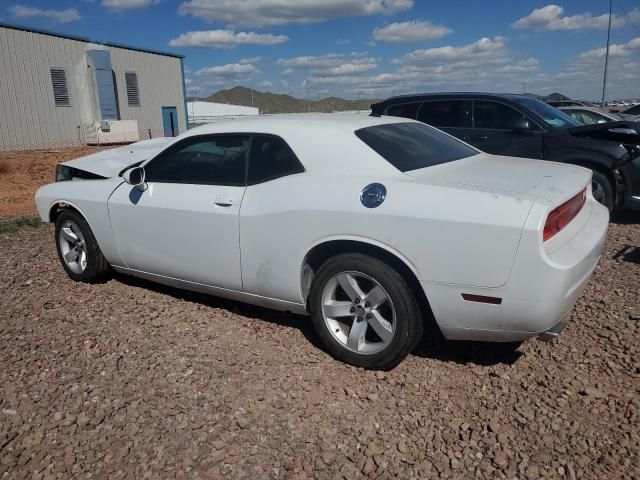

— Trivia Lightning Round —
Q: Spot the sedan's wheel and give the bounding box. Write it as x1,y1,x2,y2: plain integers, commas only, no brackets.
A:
309,253,423,370
590,170,614,213
55,210,111,283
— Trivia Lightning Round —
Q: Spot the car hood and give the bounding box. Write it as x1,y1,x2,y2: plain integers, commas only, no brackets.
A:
568,121,640,144
404,153,591,205
60,137,173,178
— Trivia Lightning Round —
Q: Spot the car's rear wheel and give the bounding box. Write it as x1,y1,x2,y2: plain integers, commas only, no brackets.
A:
55,210,111,283
309,253,423,370
591,170,614,213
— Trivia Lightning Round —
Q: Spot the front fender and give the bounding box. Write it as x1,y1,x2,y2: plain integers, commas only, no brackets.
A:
34,179,125,266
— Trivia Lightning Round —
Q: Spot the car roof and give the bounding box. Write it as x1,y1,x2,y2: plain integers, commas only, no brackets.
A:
167,113,421,177
183,113,409,138
373,92,531,105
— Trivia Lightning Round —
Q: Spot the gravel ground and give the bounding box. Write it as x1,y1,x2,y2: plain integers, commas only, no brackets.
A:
1,216,639,480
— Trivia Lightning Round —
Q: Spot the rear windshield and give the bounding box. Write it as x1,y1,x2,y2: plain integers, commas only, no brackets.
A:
355,122,477,172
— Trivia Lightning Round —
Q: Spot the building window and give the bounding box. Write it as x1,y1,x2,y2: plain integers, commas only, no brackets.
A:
50,68,70,107
125,72,140,107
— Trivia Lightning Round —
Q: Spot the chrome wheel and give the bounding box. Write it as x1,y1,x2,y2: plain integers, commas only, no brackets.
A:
58,220,87,274
592,179,605,205
321,271,396,355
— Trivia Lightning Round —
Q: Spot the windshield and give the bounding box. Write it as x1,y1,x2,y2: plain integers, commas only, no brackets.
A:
517,97,582,128
355,122,478,172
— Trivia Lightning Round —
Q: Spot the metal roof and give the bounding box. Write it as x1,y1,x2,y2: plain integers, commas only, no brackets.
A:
0,22,184,59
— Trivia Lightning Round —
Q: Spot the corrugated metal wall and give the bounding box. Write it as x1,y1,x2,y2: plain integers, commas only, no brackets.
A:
0,26,186,150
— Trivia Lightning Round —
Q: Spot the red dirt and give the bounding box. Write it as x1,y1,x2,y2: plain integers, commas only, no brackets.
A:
0,147,111,218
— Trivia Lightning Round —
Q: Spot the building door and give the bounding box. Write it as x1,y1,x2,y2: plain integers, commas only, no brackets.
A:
162,106,178,137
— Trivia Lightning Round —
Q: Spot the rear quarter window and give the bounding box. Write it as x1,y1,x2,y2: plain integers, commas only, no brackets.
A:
355,122,477,172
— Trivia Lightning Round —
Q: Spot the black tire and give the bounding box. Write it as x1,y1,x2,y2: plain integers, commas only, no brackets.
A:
55,209,111,283
591,170,614,213
309,253,423,370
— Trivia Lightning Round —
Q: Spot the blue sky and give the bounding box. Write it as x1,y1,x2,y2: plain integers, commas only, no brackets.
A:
2,0,640,100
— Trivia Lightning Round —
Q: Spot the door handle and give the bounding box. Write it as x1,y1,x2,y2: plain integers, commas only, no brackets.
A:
214,198,234,207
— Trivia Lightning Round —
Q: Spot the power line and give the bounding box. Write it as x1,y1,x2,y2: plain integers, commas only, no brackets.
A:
601,0,612,107
616,0,640,34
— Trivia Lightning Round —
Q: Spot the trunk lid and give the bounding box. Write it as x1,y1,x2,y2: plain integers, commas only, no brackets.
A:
61,137,173,178
404,153,591,205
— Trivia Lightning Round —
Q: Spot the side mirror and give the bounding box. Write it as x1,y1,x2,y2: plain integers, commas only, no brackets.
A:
123,166,147,191
511,118,531,133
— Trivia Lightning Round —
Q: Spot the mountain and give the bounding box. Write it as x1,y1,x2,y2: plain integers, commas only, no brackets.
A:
198,86,378,114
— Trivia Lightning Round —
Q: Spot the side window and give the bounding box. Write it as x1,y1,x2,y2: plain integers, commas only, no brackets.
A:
145,135,249,186
417,100,472,128
474,100,531,130
248,135,304,184
386,102,420,119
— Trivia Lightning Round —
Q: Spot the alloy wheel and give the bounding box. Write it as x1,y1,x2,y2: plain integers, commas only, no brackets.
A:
321,271,396,355
58,220,87,274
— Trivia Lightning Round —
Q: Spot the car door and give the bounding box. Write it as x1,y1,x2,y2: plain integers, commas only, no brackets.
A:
471,100,543,159
416,100,474,142
107,134,249,290
239,134,307,302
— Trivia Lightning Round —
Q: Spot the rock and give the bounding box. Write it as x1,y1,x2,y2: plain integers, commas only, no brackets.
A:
493,452,509,469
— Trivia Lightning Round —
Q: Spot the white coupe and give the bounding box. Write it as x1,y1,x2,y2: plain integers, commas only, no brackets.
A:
35,114,608,369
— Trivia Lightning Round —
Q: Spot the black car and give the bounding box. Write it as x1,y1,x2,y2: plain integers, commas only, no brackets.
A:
371,93,640,213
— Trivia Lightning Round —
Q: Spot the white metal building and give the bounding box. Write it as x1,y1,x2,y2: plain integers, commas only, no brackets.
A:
0,23,188,150
187,101,259,124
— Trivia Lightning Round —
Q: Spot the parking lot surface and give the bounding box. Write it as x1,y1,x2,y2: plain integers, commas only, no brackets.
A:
1,218,639,479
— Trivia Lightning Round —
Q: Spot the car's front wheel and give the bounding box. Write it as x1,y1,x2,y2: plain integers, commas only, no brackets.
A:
309,253,423,370
591,170,614,213
55,209,111,283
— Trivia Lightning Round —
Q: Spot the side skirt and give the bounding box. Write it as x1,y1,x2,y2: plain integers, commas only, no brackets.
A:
111,266,309,315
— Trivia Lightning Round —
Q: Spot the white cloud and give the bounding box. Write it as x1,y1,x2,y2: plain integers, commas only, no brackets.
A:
102,0,156,9
576,36,640,60
303,37,540,98
238,56,263,64
196,63,258,76
373,20,452,43
394,36,507,67
258,80,273,88
178,0,414,27
169,30,288,48
512,4,640,31
8,5,81,23
277,52,378,76
526,36,640,100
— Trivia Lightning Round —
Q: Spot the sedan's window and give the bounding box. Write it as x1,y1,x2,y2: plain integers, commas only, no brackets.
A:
417,100,472,128
248,135,305,184
355,122,477,172
145,135,249,186
474,100,531,130
386,102,420,120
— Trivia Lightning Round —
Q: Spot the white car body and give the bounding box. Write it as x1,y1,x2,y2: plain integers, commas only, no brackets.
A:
35,114,608,343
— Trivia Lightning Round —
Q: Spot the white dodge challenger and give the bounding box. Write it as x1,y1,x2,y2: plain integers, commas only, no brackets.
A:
35,114,608,369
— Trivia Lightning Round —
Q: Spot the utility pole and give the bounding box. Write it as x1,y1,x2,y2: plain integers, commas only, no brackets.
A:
601,0,612,107
522,82,526,94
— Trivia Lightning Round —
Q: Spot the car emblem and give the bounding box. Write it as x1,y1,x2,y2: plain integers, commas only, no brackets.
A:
360,183,387,208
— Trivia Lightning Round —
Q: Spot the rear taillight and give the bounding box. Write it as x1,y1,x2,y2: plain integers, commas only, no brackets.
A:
543,188,587,241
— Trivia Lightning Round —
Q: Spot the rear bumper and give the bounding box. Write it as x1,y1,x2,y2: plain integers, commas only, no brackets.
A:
423,198,608,342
